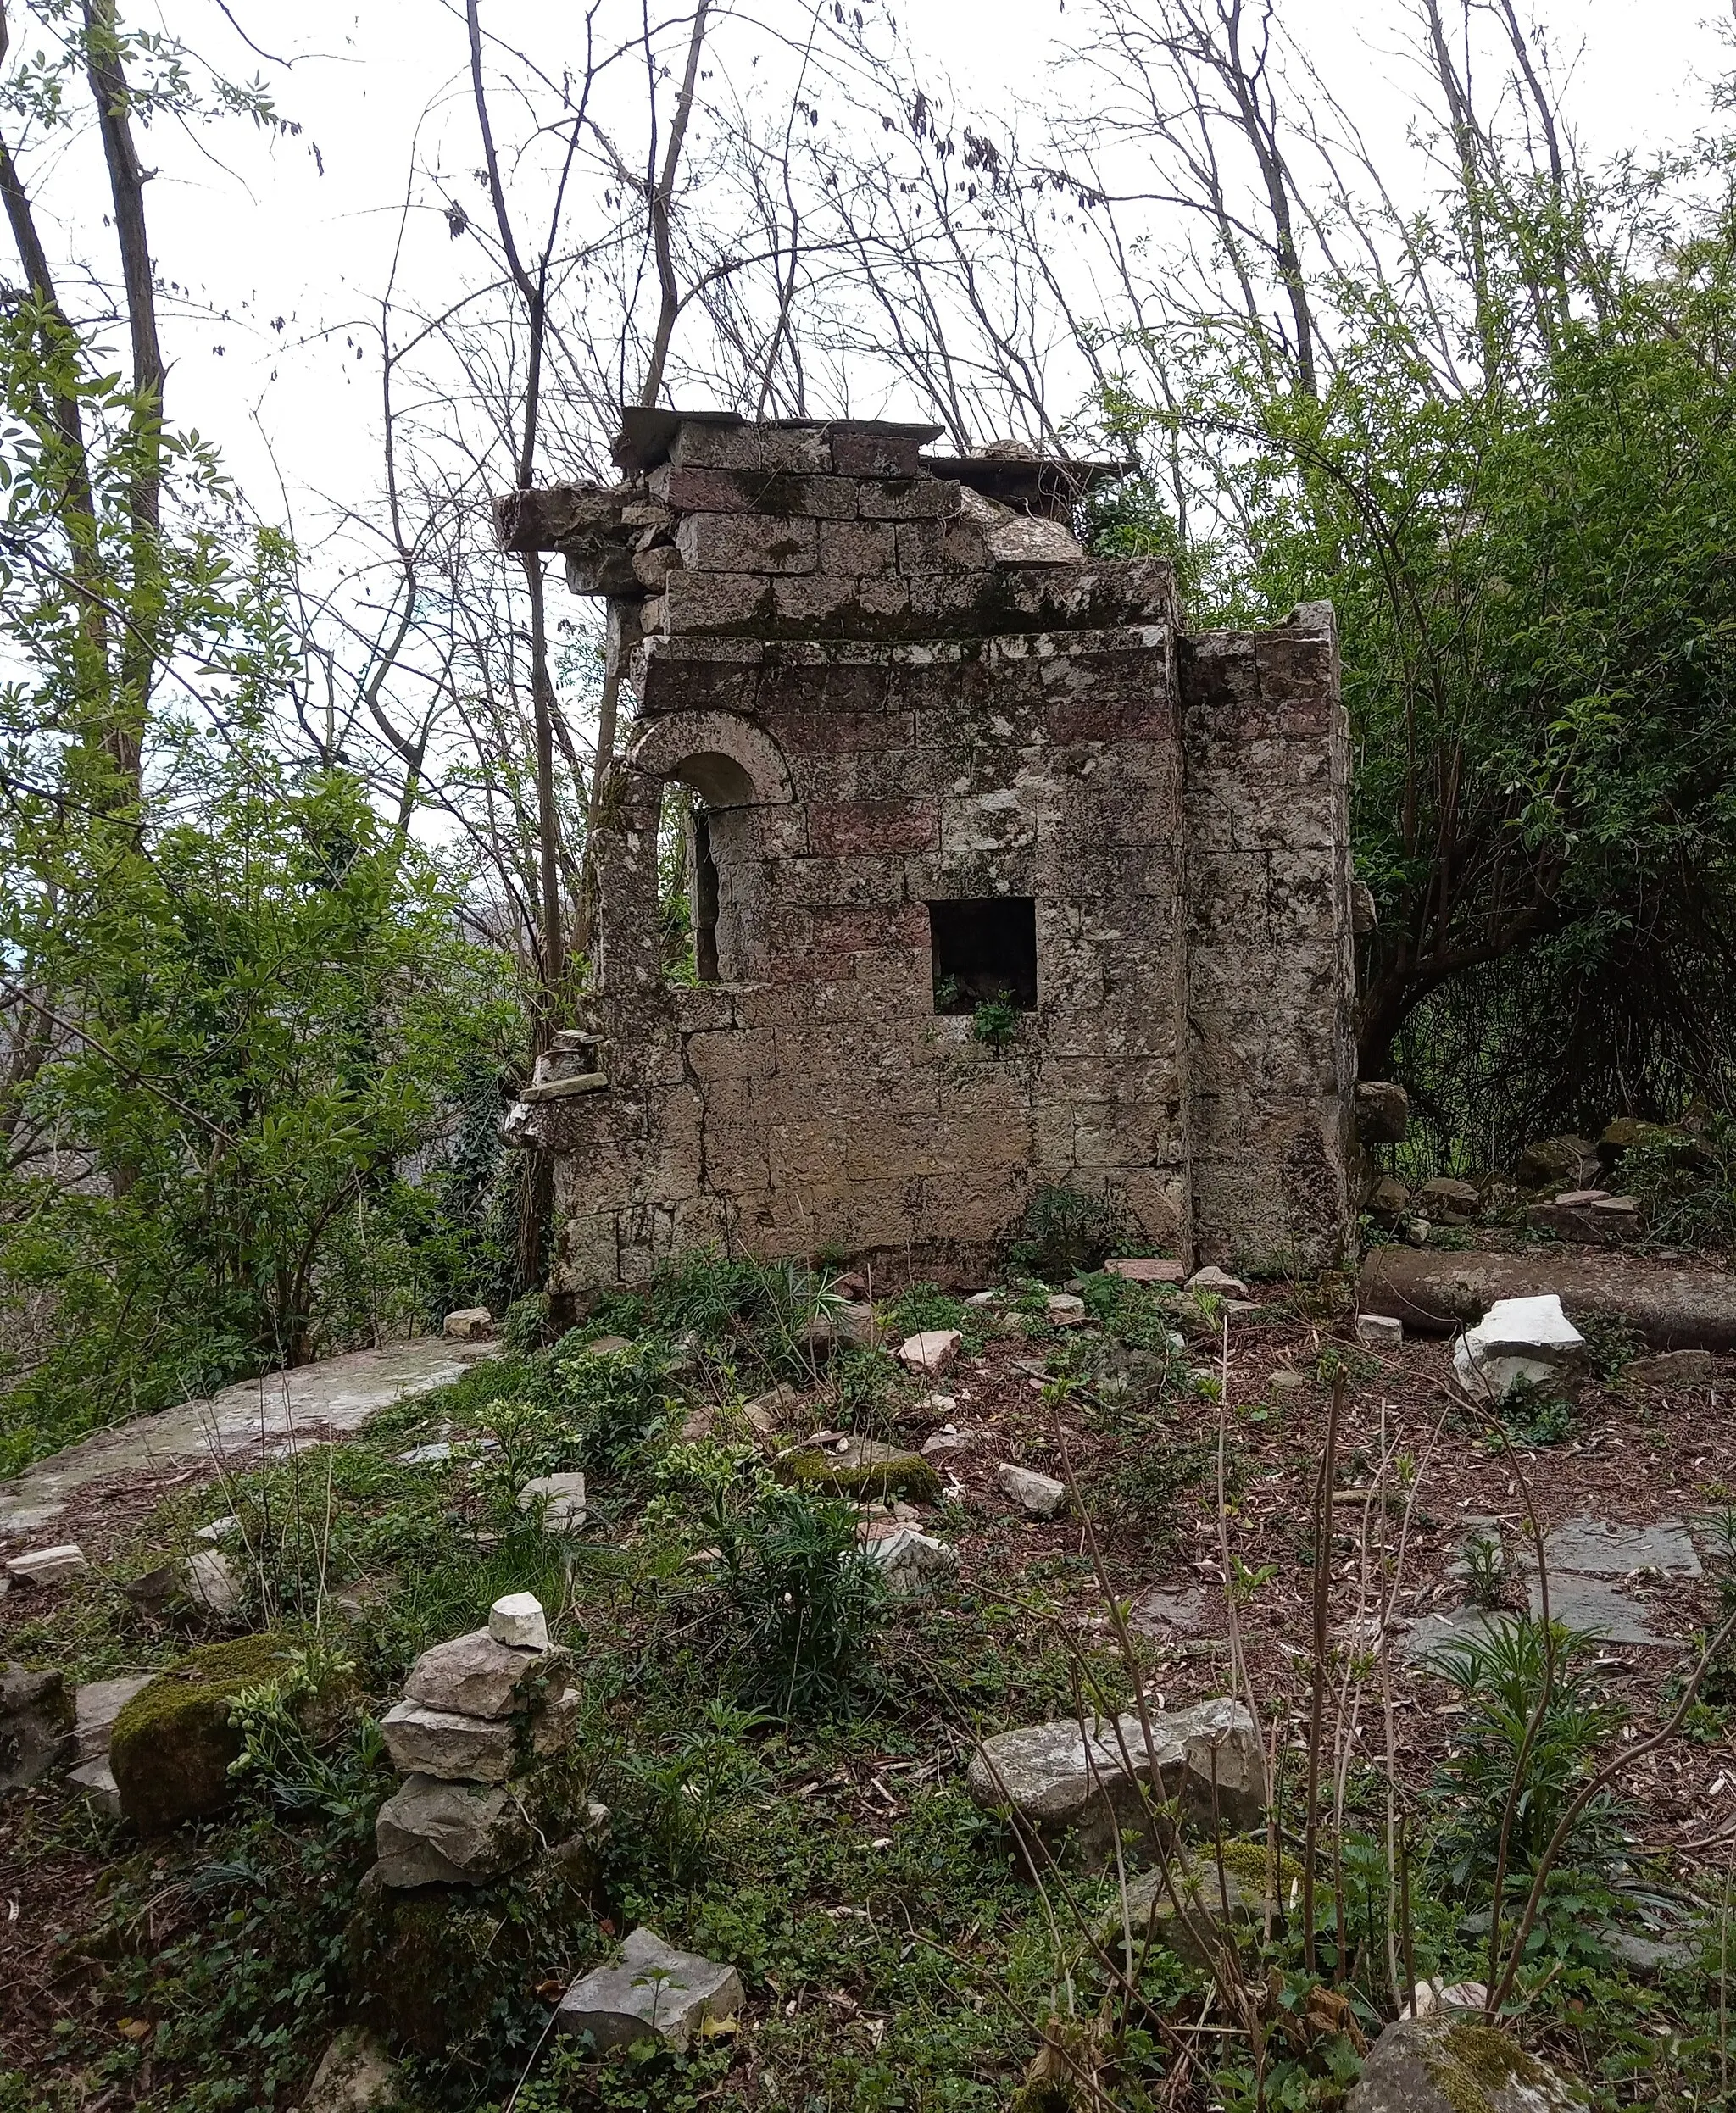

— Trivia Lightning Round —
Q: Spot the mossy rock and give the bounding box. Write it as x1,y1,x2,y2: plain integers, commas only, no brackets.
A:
109,1632,336,1832
1349,2014,1588,2111
781,1436,940,1504
1099,1843,1301,1967
345,1856,594,2055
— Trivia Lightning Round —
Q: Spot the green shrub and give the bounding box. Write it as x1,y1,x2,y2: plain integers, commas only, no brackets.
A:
712,1485,886,1715
1007,1186,1131,1280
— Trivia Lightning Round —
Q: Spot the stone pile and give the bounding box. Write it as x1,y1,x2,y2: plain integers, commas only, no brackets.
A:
373,1592,579,1888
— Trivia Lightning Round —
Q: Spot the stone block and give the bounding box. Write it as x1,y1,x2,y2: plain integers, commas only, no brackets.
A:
1452,1294,1586,1399
75,1675,154,1761
676,510,816,576
670,420,830,473
381,1701,516,1783
650,464,860,517
489,1593,549,1651
829,426,928,475
817,517,897,575
1105,1259,1186,1284
662,570,776,634
782,1437,942,1504
1,1663,73,1788
374,1774,533,1888
1355,1080,1409,1144
184,1549,243,1615
5,1543,88,1585
895,518,947,573
403,1629,548,1719
1355,1312,1403,1348
998,1463,1069,1518
856,475,961,520
555,1925,743,2053
67,1757,121,1816
899,1329,961,1374
516,1473,588,1535
443,1306,493,1341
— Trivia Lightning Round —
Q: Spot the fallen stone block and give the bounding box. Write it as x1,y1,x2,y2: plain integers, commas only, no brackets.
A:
1360,1245,1736,1350
375,1773,533,1888
184,1548,243,1615
555,1925,743,2053
1355,1313,1402,1349
1355,1080,1409,1144
1,1663,73,1789
75,1675,154,1761
864,1526,958,1597
1104,1258,1186,1284
1452,1293,1585,1399
403,1629,548,1719
443,1307,493,1342
782,1436,941,1504
1346,2013,1584,2112
489,1591,550,1651
1413,1176,1481,1223
303,2025,401,2113
516,1472,587,1533
1186,1267,1249,1297
380,1701,516,1783
1046,1294,1087,1326
998,1463,1069,1519
1102,1844,1295,1967
1516,1133,1600,1193
1628,1348,1717,1388
898,1328,961,1374
966,1696,1265,1857
5,1543,89,1586
67,1756,122,1816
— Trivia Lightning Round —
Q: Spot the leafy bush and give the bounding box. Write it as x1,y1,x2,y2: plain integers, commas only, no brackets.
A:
1425,1617,1624,1898
711,1484,886,1716
1007,1185,1132,1280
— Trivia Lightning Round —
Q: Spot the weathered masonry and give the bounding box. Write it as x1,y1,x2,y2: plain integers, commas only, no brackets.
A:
497,410,1357,1292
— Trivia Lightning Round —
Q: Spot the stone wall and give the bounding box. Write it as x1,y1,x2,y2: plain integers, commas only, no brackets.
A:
498,412,1355,1291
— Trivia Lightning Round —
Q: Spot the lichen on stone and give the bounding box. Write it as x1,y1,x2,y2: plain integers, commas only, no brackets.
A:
1423,2020,1559,2113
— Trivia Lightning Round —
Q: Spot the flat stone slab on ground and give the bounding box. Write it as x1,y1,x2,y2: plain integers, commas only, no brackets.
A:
67,1756,121,1816
1355,1313,1402,1348
1130,1587,1210,1638
0,1334,500,1537
6,1543,88,1583
1538,1515,1701,1578
555,1925,743,2053
75,1675,154,1760
516,1472,587,1533
1104,1259,1186,1284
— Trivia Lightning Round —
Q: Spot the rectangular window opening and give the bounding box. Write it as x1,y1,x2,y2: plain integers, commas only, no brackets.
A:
928,896,1037,1014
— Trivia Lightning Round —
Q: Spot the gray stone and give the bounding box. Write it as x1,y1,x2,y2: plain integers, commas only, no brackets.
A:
74,1675,154,1761
403,1629,547,1719
1527,1571,1676,1647
1355,1080,1410,1145
67,1756,121,1816
1346,2013,1587,2112
1103,1847,1290,1966
5,1543,88,1584
489,1591,550,1651
1538,1515,1700,1580
0,1333,500,1539
1516,1135,1600,1193
1597,1926,1695,1979
1628,1348,1717,1388
304,2026,401,2112
374,1774,533,1888
1,1663,73,1788
443,1307,493,1341
1105,1258,1186,1284
864,1526,958,1597
1355,1313,1403,1348
184,1548,242,1615
1046,1294,1088,1326
804,1301,877,1353
966,1696,1264,1851
998,1463,1069,1519
1187,1267,1249,1297
1130,1587,1210,1638
1452,1295,1585,1399
898,1328,960,1374
380,1701,516,1783
920,1424,980,1458
1414,1177,1482,1223
193,1515,240,1543
517,1471,587,1533
555,1925,743,2053
783,1436,941,1503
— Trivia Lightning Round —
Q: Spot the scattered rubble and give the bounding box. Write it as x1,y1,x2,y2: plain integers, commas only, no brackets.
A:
897,1329,961,1375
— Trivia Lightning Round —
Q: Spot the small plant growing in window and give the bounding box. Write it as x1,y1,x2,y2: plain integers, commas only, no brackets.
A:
970,991,1020,1053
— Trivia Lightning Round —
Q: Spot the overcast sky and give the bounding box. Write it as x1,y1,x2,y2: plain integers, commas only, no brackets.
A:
14,0,1733,527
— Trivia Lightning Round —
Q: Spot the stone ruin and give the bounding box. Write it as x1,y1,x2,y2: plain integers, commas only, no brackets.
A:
496,410,1357,1294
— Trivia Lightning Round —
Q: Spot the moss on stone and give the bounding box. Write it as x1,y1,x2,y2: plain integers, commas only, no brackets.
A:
1422,2020,1567,2113
108,1632,309,1832
782,1440,941,1504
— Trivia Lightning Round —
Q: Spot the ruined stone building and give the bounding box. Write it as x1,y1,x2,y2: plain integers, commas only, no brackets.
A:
497,411,1357,1293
